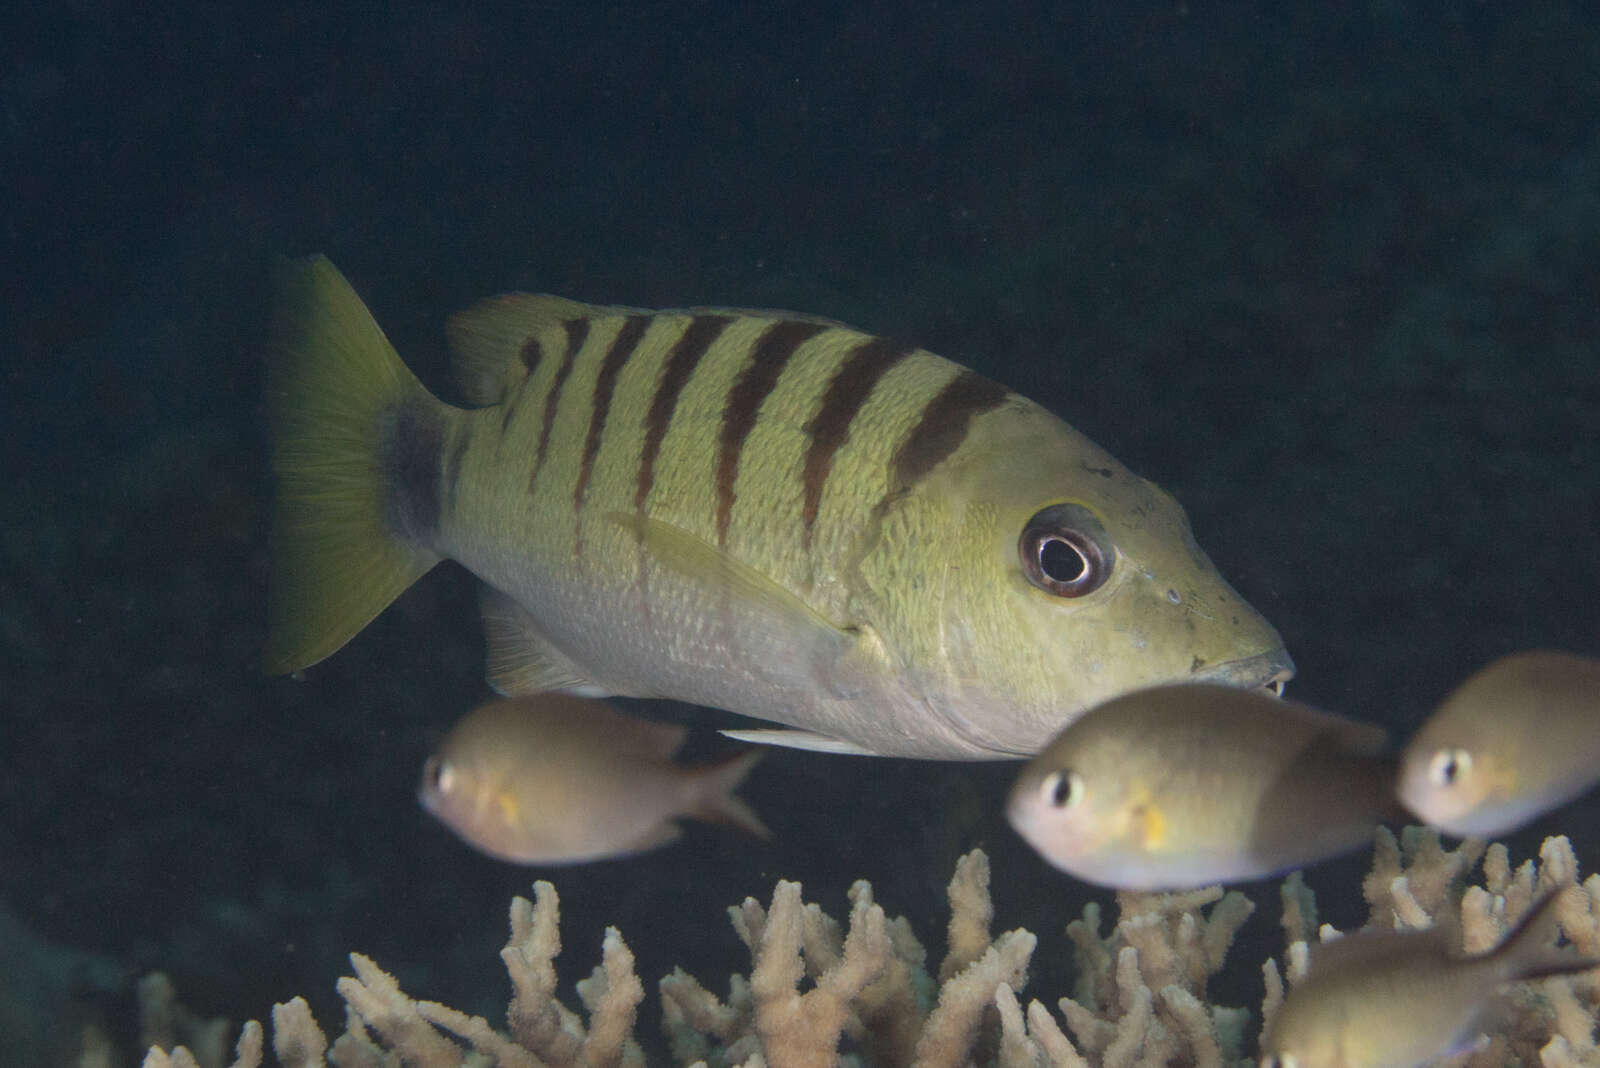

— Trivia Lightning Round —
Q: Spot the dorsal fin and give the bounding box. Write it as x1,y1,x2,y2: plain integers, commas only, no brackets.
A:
446,294,853,407
1301,924,1453,978
446,293,614,406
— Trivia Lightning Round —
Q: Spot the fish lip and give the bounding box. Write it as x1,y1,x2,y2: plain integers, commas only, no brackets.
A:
1197,646,1296,695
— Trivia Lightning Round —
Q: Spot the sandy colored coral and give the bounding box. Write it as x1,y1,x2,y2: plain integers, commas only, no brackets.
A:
1263,828,1600,1068
137,830,1600,1068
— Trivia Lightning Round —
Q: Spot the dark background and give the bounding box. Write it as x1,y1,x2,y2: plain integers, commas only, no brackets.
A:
4,3,1598,1063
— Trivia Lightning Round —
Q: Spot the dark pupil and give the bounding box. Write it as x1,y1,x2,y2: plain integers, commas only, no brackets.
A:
1050,773,1074,807
1440,755,1461,784
1039,537,1087,584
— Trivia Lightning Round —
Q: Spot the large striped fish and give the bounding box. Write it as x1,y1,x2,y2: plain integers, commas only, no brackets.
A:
266,256,1292,758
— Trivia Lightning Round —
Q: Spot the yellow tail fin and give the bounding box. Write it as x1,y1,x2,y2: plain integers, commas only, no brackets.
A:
265,256,444,674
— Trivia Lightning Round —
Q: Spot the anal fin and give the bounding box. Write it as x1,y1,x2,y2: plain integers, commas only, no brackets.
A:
479,585,610,697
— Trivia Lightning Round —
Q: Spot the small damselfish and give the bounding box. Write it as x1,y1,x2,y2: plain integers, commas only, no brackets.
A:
419,694,767,865
266,256,1292,758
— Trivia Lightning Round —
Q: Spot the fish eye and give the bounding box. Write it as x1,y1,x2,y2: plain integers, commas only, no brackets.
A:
423,757,456,795
1040,769,1084,809
1019,503,1113,597
1428,747,1472,788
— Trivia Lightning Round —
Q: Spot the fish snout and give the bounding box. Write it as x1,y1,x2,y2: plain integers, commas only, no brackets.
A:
1200,647,1296,696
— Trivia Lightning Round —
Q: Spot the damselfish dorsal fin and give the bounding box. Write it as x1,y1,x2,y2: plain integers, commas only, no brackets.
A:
446,293,618,407
1252,690,1391,757
1317,715,1392,758
1301,924,1453,981
479,585,615,698
1491,885,1600,982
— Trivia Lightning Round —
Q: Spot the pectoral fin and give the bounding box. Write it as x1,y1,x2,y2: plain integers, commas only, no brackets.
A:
604,512,890,699
719,728,884,757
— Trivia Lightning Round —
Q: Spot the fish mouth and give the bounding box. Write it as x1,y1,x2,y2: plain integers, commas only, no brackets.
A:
1197,647,1296,696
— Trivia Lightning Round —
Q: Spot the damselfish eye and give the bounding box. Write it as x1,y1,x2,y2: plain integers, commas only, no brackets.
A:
1019,503,1113,597
1040,769,1084,810
423,756,456,795
1428,747,1472,788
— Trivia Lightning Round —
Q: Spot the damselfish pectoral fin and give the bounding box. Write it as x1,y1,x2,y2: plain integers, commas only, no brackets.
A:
603,512,891,699
479,585,612,697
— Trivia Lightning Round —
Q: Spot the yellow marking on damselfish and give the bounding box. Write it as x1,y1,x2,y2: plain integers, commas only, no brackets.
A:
495,792,522,828
1136,795,1167,852
1145,805,1167,850
1491,760,1518,803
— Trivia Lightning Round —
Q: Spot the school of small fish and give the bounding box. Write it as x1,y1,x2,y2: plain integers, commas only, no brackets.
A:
1007,650,1600,893
1009,651,1600,1067
266,257,1600,1068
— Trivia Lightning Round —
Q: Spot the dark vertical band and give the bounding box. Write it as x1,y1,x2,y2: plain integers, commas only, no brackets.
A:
799,336,913,547
499,334,544,431
636,315,732,511
890,370,1011,492
528,318,588,493
715,320,828,545
574,315,651,514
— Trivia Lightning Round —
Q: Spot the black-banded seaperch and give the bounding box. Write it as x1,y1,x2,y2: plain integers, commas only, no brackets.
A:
266,256,1292,758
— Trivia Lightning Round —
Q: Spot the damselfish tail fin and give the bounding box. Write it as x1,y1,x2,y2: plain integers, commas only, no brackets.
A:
265,256,445,674
689,749,772,839
1494,885,1600,982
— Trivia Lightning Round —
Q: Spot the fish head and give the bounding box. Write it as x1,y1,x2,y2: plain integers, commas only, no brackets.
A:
418,751,529,861
1396,742,1515,838
1396,650,1600,838
1257,1022,1351,1068
864,402,1293,756
1006,740,1168,887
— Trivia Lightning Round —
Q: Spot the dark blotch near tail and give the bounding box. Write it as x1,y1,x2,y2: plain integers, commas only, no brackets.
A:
379,400,445,544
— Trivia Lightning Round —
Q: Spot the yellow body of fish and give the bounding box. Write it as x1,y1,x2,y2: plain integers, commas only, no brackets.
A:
267,256,1292,758
1399,650,1600,837
418,694,768,865
1008,683,1397,889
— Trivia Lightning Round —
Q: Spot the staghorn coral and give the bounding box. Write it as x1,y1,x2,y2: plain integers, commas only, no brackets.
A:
1262,828,1600,1068
138,830,1600,1068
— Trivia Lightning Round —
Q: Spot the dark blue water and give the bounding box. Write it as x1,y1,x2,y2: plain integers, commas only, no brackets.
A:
4,3,1598,1063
